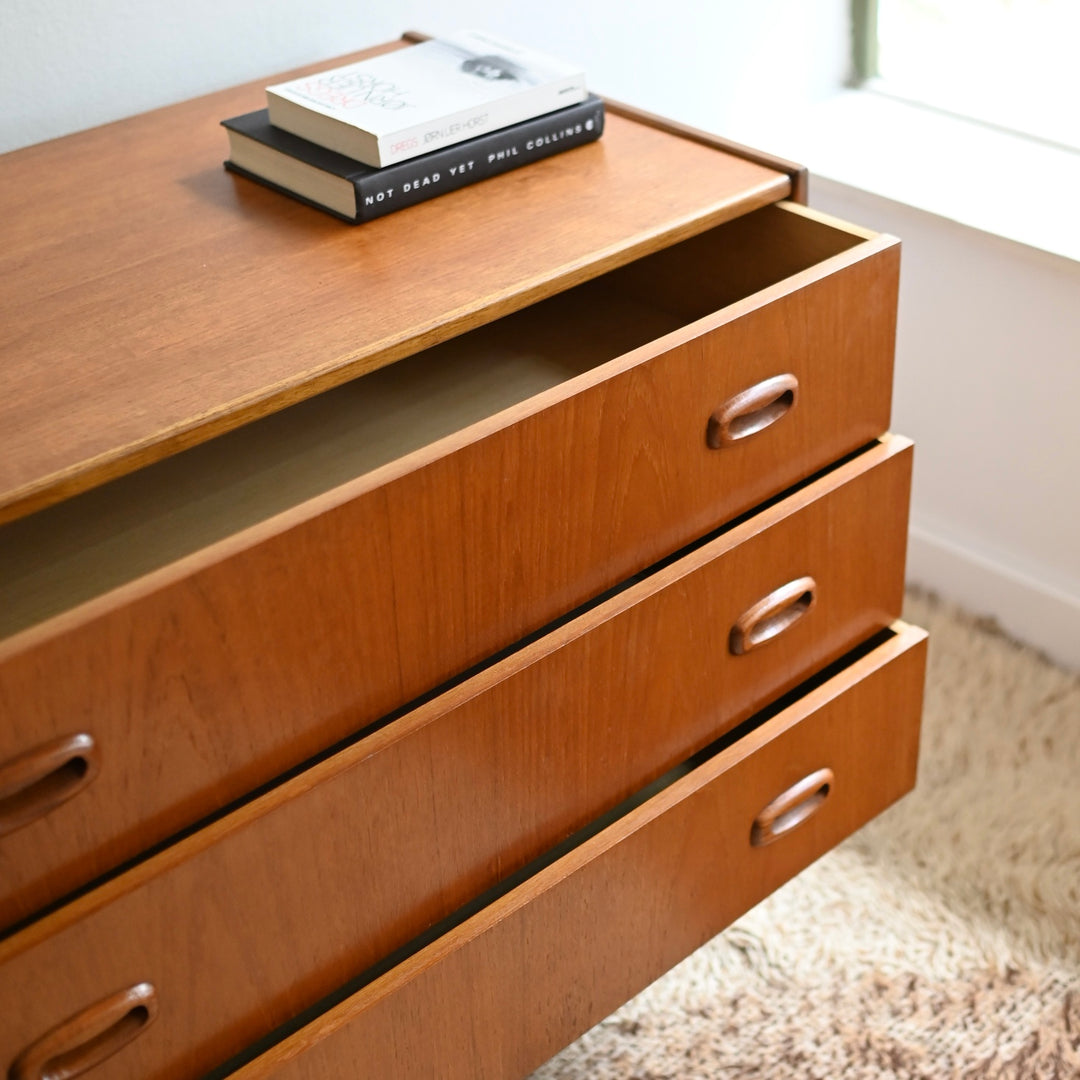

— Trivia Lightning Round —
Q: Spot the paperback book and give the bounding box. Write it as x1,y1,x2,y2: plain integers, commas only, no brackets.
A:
265,30,588,167
222,96,605,223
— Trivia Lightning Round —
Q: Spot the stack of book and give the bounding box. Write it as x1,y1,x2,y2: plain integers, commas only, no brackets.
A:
222,30,605,224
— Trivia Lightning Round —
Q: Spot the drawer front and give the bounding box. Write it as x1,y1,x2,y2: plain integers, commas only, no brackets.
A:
0,438,912,1080
229,625,928,1080
0,205,900,927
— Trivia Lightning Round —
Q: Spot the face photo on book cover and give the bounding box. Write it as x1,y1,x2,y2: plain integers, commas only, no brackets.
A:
462,55,525,82
445,46,541,87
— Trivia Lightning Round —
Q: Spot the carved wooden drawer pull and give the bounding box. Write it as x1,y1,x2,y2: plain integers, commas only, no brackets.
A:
9,982,158,1080
729,576,817,656
707,373,799,448
0,734,99,839
751,767,835,847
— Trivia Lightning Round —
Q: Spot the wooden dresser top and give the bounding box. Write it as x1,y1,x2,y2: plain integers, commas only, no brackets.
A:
0,37,794,524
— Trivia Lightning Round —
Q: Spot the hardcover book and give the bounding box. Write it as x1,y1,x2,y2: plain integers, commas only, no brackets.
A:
223,96,605,223
265,30,588,167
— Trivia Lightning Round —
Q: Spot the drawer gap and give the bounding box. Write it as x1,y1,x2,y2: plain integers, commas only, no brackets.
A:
202,625,897,1080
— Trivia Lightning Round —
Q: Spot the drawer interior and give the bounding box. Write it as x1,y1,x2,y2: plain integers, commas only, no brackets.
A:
0,203,869,640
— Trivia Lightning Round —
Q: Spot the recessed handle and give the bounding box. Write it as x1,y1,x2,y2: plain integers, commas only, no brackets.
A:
751,767,834,847
9,982,158,1080
707,373,799,448
729,576,816,656
0,734,100,838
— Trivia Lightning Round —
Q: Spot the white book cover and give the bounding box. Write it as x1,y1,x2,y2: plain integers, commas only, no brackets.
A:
266,31,588,167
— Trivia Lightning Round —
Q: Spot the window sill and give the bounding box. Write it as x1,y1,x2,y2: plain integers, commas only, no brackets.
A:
723,89,1080,265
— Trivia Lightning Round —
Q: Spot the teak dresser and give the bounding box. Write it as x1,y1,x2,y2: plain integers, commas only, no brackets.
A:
0,34,926,1080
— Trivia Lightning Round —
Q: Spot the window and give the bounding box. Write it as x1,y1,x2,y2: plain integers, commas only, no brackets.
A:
852,0,1080,150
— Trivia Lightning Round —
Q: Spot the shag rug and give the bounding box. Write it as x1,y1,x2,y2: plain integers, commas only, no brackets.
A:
532,590,1080,1079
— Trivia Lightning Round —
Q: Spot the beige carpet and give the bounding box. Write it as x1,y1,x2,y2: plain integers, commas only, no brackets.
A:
532,591,1080,1078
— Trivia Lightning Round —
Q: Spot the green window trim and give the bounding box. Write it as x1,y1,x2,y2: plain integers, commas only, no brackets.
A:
850,0,878,84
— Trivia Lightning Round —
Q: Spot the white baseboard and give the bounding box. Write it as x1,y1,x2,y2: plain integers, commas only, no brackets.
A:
906,525,1080,672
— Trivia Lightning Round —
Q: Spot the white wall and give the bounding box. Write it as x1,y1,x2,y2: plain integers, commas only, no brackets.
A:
0,1,848,153
4,1,1078,668
810,181,1080,670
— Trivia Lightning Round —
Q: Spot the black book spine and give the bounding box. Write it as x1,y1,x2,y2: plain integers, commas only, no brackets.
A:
352,97,605,222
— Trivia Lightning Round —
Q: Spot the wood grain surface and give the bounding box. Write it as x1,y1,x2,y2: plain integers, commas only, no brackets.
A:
0,436,912,1080
0,206,900,929
0,39,792,523
0,202,874,639
0,38,920,1080
227,623,928,1080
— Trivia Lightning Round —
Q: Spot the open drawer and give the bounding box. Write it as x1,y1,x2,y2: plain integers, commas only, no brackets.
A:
0,436,912,1080
2,622,927,1080
0,201,900,927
